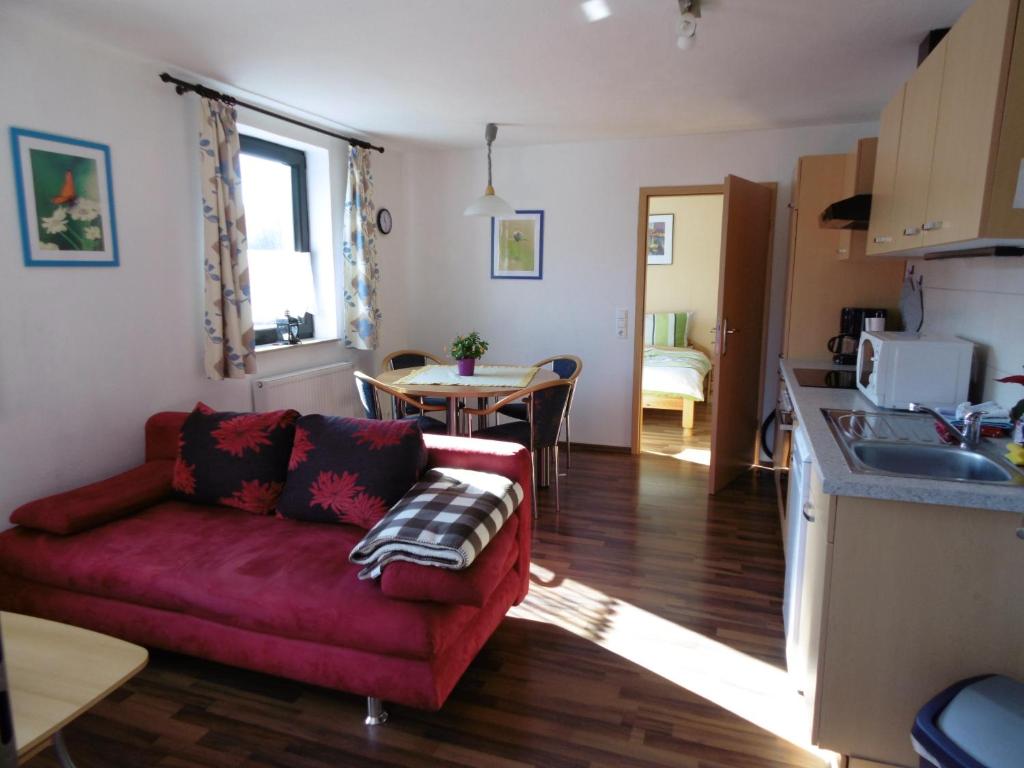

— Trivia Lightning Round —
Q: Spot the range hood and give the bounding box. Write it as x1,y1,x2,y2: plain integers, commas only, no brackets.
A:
820,193,872,230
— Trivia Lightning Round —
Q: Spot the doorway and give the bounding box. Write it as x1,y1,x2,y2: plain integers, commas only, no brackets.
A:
636,188,724,465
631,179,776,493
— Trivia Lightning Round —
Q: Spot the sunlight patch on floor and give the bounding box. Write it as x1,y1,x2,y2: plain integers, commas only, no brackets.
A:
642,446,712,465
511,563,838,766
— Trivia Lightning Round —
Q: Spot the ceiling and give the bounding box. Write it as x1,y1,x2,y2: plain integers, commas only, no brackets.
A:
8,0,971,148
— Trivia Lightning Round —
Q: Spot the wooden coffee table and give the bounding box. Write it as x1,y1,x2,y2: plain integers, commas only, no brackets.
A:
2,611,148,766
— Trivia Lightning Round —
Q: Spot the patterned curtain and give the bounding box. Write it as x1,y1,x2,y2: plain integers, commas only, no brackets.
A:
342,146,381,350
198,99,256,379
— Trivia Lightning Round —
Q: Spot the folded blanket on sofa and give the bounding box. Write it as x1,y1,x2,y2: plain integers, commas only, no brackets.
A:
349,467,524,580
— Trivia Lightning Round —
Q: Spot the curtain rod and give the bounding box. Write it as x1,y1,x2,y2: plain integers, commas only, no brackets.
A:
159,73,384,154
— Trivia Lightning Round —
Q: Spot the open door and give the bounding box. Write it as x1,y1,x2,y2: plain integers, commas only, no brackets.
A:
708,175,774,494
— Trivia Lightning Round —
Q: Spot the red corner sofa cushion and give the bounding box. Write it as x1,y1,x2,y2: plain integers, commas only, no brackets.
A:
0,500,513,660
380,518,520,607
173,403,299,514
276,415,427,528
10,460,175,535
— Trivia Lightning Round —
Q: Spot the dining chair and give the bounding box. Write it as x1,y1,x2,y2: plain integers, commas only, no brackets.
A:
497,355,582,470
353,371,448,434
463,379,573,515
381,349,449,422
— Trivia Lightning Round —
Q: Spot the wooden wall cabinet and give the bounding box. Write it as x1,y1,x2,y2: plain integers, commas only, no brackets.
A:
890,42,946,251
799,459,1024,766
868,0,1024,256
866,87,905,255
837,139,877,261
782,153,904,360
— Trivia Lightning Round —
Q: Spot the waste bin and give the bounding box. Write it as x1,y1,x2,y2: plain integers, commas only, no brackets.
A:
912,675,1024,768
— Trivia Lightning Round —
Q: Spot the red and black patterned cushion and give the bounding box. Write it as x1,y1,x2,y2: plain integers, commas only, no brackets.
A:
277,415,428,529
172,403,299,514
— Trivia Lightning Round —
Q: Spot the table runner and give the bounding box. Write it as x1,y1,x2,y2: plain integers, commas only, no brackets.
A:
395,365,539,388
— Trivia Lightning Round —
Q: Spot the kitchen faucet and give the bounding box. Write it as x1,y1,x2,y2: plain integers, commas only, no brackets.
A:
908,403,988,450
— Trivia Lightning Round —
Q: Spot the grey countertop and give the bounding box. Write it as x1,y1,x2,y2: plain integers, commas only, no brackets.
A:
780,359,1024,513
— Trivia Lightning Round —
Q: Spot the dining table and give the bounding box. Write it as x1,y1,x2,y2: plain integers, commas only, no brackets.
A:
376,363,559,437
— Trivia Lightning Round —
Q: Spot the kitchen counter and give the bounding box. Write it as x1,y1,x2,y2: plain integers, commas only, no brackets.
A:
780,359,1024,513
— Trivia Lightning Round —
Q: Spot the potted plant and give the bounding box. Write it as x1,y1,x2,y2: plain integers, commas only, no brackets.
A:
449,331,489,376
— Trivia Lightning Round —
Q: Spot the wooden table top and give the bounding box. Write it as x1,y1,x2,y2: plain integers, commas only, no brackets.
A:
377,365,559,398
2,611,148,760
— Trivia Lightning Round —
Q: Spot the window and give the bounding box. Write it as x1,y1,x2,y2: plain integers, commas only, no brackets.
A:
239,135,315,342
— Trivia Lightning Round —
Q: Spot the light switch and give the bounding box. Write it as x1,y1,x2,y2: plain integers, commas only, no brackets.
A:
615,308,628,339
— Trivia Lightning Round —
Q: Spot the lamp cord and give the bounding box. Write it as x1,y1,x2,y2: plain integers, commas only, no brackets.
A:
487,139,493,188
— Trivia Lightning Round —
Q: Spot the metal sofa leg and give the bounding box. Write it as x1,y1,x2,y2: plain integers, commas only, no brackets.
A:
365,696,388,725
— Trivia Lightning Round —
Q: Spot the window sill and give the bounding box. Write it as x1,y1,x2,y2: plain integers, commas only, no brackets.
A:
254,337,343,355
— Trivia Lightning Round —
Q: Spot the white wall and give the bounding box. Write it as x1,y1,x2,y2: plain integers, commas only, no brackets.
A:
404,122,877,448
0,8,409,526
911,256,1024,408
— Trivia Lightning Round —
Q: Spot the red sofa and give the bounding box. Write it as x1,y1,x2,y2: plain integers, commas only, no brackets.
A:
0,412,534,715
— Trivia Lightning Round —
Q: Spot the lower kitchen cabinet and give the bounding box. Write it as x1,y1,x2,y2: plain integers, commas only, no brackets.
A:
799,460,1024,766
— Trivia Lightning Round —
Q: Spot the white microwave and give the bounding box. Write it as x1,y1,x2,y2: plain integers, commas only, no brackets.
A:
856,331,974,409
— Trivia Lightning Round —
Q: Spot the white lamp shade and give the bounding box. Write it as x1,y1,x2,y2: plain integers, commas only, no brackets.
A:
464,191,515,217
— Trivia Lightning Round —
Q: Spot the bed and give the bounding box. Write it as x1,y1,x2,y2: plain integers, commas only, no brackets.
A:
641,312,713,429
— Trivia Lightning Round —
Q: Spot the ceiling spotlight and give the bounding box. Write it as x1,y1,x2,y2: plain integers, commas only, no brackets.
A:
581,0,612,22
676,0,700,50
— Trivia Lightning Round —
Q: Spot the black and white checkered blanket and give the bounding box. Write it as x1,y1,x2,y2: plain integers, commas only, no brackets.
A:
349,467,524,580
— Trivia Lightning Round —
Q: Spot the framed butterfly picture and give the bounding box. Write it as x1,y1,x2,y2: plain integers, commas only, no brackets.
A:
10,127,120,267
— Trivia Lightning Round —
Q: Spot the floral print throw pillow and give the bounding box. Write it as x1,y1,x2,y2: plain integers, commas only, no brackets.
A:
173,402,300,514
276,415,428,529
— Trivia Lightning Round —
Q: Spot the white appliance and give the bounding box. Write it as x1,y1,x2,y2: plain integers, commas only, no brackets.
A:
856,331,974,409
783,424,812,693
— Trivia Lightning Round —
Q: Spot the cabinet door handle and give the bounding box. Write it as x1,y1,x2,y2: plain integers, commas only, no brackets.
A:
802,502,816,523
922,220,944,231
873,236,893,244
903,226,921,236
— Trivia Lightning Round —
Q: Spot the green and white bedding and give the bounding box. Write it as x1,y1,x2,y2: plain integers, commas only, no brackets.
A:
642,345,712,401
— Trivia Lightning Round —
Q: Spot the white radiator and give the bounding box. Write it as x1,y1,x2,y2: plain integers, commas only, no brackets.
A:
252,362,356,416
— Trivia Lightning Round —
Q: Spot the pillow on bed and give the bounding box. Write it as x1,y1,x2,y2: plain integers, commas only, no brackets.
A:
643,312,692,347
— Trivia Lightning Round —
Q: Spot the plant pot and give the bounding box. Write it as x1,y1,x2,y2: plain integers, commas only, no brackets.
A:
456,358,476,376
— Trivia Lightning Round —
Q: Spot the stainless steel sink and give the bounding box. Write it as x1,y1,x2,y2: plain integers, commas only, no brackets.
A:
823,409,1024,486
850,441,1016,483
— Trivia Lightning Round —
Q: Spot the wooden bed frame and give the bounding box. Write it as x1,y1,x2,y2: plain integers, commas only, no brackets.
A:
642,392,697,429
641,361,713,430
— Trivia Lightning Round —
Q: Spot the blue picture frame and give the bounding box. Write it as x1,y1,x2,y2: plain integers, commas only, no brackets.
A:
491,209,544,280
10,127,120,267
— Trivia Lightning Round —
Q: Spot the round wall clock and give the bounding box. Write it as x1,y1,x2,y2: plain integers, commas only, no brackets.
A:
377,208,393,235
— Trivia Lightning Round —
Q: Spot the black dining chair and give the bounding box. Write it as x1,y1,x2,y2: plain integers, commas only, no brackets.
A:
381,349,449,423
354,371,448,434
464,379,573,515
497,355,582,470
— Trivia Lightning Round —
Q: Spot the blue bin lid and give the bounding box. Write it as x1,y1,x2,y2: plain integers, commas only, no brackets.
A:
913,675,1024,768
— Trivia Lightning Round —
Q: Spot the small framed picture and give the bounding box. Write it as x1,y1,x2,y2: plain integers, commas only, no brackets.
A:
491,210,544,280
10,127,120,267
646,213,674,265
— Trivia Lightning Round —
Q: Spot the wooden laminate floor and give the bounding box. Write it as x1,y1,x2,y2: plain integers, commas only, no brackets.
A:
641,404,712,458
25,451,825,768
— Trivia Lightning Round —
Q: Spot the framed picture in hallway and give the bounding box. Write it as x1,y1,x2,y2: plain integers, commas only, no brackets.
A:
491,209,544,279
646,213,673,265
10,127,120,267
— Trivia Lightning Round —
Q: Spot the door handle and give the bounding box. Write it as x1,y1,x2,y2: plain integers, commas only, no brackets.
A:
922,220,944,231
718,318,737,354
903,226,921,236
802,502,815,523
873,236,893,244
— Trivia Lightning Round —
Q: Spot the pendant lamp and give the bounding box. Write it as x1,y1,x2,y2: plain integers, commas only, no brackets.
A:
464,123,514,217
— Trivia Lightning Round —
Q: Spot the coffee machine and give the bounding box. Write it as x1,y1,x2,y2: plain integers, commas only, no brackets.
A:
828,307,887,365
